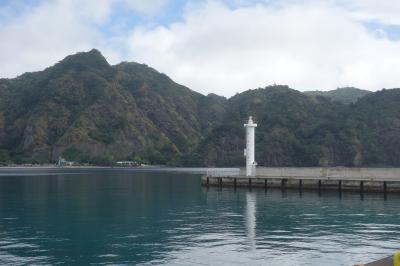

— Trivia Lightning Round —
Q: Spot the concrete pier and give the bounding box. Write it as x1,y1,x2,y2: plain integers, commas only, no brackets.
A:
362,256,392,266
203,167,400,192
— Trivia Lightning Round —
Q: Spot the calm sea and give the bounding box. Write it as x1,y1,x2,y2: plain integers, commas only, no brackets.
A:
0,168,398,265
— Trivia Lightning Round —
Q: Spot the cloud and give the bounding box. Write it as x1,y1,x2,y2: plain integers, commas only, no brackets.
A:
2,0,400,96
0,0,117,78
0,2,90,77
0,0,167,79
341,0,400,25
127,1,400,96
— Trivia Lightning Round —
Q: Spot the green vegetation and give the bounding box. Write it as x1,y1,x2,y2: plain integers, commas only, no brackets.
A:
62,146,82,161
0,49,398,167
305,87,371,104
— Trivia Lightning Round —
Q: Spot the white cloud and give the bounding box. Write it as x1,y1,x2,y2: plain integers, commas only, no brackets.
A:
0,1,99,78
341,0,400,25
2,0,400,96
0,0,166,79
127,1,400,96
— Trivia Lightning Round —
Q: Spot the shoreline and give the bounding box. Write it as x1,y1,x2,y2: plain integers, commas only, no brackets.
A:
0,166,239,176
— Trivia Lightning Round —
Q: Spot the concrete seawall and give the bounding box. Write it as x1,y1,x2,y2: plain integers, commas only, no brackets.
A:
203,167,400,192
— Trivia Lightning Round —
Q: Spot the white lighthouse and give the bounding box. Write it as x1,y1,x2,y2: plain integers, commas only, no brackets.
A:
244,116,257,176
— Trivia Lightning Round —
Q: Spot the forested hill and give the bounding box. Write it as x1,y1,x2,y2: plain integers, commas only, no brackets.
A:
200,86,400,167
0,49,399,167
304,87,371,104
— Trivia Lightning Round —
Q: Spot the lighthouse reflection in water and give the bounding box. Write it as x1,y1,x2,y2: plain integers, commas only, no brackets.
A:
246,192,257,251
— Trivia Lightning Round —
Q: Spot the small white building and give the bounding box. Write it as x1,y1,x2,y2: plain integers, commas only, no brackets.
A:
116,161,138,167
56,157,75,167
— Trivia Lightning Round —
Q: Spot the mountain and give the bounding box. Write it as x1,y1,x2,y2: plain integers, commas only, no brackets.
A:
0,49,399,167
0,49,225,164
305,87,371,104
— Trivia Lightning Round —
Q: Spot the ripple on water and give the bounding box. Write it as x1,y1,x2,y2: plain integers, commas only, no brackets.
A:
98,254,119,258
0,172,399,265
0,243,39,250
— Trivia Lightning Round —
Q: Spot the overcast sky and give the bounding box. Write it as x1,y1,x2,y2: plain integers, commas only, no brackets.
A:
1,0,400,96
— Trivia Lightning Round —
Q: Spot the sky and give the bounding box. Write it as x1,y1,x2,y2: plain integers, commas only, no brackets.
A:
1,0,400,96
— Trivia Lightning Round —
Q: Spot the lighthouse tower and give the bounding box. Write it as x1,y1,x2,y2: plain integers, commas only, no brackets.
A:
244,116,257,176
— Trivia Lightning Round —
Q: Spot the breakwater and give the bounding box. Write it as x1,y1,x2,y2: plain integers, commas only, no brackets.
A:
203,167,400,192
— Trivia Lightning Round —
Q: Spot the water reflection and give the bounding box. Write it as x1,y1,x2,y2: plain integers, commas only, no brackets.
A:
0,171,399,265
245,192,256,251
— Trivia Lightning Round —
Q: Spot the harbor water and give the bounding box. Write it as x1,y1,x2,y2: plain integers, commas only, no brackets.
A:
0,168,398,265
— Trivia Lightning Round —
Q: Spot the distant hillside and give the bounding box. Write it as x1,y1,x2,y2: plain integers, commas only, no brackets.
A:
198,86,400,167
0,49,399,167
198,85,352,166
305,87,371,104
